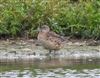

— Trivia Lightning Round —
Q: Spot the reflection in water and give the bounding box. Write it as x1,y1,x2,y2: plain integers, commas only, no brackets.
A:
0,56,100,68
0,57,100,78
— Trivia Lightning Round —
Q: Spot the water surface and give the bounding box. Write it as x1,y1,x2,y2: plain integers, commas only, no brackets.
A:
1,58,100,78
0,40,100,78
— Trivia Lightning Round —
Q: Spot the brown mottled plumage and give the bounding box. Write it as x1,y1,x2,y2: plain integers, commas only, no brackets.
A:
37,25,65,53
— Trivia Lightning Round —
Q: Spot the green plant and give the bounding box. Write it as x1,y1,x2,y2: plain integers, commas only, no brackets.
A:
0,0,100,39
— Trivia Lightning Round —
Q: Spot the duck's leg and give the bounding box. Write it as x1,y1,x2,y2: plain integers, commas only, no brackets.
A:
50,50,56,55
54,50,56,55
49,50,57,55
49,49,52,54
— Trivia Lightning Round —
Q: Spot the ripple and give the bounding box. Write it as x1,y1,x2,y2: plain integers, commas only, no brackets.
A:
1,68,100,78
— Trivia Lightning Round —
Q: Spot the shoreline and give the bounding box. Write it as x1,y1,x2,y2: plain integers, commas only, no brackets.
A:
0,39,100,66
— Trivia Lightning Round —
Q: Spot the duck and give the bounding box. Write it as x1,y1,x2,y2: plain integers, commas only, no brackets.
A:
37,25,65,53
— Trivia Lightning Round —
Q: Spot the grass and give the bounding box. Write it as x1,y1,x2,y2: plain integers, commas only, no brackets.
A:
0,0,100,39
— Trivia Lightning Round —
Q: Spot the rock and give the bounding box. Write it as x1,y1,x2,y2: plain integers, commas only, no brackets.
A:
86,40,100,46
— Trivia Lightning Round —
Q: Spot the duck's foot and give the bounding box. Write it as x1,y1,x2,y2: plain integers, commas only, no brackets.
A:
49,50,58,55
45,50,58,56
45,50,52,56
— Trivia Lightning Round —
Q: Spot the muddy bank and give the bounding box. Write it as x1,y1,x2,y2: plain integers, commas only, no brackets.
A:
0,39,100,67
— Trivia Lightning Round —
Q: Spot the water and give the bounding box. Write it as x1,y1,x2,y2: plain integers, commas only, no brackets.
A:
0,40,100,78
0,58,100,78
1,68,100,78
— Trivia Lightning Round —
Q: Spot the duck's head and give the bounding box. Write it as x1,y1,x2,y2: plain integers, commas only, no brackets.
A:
38,25,50,33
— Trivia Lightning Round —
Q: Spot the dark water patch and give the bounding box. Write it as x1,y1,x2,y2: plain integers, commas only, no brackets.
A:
1,58,100,70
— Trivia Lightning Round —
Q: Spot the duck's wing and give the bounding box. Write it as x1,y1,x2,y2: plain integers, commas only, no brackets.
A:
47,31,65,42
